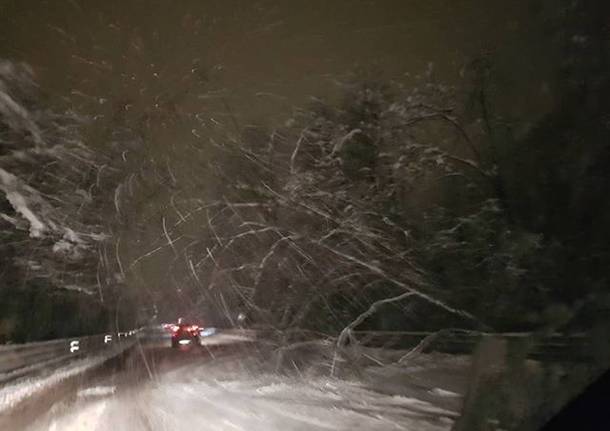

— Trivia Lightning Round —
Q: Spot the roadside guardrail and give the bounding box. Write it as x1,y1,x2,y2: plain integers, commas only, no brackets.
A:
0,329,141,385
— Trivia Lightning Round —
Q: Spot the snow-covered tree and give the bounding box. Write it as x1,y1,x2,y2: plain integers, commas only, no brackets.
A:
0,61,113,340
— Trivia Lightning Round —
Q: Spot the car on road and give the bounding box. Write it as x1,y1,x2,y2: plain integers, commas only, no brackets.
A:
168,319,201,348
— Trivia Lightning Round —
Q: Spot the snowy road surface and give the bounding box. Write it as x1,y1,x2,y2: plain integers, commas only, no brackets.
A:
6,332,468,430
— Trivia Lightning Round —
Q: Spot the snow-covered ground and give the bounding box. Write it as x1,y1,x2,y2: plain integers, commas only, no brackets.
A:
0,342,133,414
24,346,468,431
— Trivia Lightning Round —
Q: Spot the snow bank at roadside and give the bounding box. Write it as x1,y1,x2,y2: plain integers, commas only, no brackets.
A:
0,344,130,413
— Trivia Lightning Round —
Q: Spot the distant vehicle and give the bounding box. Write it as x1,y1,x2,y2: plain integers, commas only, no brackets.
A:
168,319,201,348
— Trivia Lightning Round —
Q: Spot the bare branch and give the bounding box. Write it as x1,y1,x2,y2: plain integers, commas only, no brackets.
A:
337,291,416,348
317,241,481,325
289,130,307,174
162,216,178,256
397,328,483,363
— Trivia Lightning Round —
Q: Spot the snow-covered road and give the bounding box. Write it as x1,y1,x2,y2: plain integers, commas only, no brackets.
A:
13,333,469,431
29,361,461,430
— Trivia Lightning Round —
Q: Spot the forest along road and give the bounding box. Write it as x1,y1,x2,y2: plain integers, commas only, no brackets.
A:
17,331,463,431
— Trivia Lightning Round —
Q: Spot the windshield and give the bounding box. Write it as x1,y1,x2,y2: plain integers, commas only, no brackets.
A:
0,1,609,430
